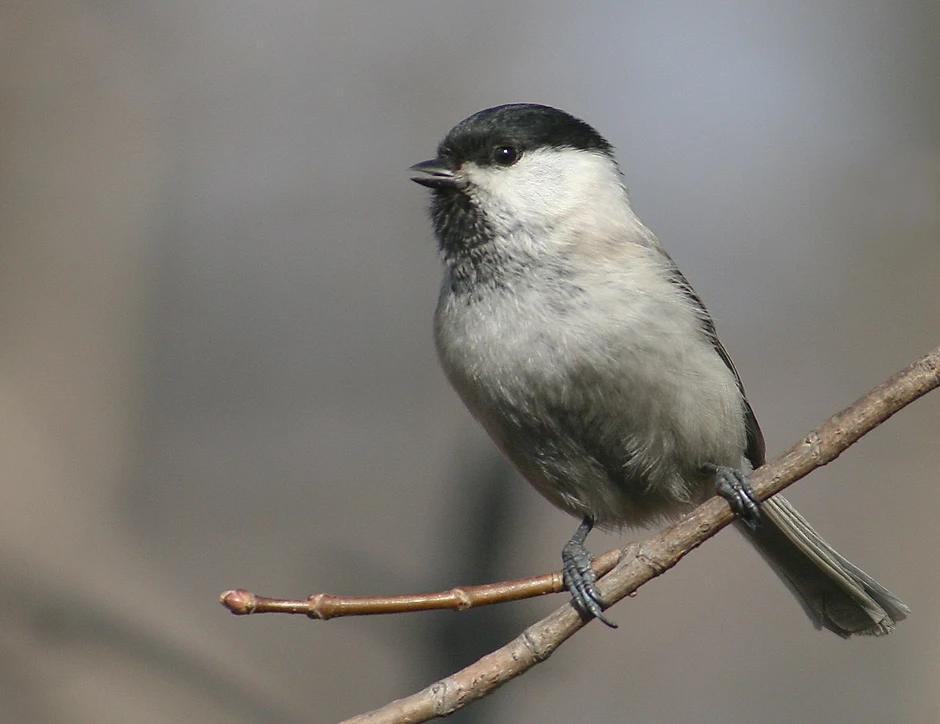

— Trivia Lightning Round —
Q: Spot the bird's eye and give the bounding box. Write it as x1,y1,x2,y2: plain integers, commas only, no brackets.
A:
492,145,519,166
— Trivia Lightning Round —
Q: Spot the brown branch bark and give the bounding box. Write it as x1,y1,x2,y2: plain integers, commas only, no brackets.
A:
334,346,940,724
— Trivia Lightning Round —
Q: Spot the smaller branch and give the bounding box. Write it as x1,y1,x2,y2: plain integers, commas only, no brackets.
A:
220,549,624,619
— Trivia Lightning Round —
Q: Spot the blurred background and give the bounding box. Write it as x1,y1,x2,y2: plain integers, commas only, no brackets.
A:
1,2,938,722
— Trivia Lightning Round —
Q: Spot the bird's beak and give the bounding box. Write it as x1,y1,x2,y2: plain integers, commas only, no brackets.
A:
409,158,457,189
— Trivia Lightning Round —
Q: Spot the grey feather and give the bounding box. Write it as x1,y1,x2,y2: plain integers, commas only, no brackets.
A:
740,497,909,636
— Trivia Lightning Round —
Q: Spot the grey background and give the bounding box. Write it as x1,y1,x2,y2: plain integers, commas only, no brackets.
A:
2,2,938,723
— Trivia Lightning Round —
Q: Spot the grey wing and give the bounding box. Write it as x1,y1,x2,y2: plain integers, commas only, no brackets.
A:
663,262,766,469
714,340,766,469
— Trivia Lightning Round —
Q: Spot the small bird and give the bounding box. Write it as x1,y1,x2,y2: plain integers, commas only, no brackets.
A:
410,103,909,635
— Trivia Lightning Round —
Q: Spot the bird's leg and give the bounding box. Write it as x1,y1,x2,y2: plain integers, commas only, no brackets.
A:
561,516,618,628
705,463,761,529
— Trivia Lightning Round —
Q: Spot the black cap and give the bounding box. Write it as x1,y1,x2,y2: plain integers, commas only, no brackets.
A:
436,104,613,168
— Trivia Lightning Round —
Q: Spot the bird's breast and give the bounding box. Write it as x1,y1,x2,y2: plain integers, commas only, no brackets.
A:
433,266,748,526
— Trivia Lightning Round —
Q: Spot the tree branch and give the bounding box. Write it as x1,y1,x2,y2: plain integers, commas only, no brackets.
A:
333,346,939,723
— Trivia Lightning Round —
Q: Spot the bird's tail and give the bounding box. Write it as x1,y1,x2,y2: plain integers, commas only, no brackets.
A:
737,495,910,637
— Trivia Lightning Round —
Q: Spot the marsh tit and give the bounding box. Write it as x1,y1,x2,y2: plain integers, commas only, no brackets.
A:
410,103,908,635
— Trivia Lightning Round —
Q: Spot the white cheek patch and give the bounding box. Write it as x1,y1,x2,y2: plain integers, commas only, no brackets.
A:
463,148,629,237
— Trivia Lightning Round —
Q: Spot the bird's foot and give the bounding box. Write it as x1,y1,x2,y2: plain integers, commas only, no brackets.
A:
705,463,761,529
561,517,617,628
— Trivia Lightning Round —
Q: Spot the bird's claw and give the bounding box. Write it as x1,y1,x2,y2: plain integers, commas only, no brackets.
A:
707,464,761,529
562,519,617,628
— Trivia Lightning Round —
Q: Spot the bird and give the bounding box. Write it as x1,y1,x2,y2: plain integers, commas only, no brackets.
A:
410,102,909,636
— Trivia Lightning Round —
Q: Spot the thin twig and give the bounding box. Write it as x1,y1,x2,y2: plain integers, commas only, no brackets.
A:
219,549,624,619
335,346,940,724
